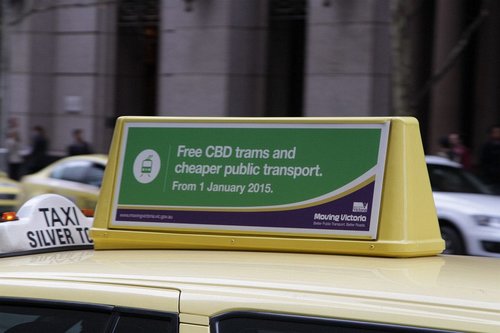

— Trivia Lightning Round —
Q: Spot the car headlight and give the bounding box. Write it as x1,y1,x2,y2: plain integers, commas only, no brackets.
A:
473,215,500,228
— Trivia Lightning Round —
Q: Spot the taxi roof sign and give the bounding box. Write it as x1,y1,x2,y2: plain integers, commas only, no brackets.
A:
0,194,93,256
91,117,444,257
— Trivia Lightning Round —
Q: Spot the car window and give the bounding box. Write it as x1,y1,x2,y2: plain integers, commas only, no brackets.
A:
113,313,172,333
0,301,178,333
0,304,110,333
212,313,455,333
427,164,493,194
50,161,93,184
83,163,105,187
50,161,104,187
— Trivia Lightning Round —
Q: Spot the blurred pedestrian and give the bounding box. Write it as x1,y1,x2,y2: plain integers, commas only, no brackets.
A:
480,125,500,189
436,136,451,159
448,133,472,170
67,129,92,156
27,125,49,173
437,136,455,160
5,131,23,180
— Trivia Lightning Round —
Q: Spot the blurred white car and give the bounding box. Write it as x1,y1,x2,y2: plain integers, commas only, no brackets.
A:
426,155,500,257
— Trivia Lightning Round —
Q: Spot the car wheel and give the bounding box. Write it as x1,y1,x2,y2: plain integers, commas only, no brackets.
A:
440,224,465,255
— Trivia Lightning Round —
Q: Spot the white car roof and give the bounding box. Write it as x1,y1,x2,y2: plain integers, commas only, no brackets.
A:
425,155,462,168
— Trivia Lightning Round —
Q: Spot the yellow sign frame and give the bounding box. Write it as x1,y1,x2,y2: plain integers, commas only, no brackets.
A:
91,116,444,257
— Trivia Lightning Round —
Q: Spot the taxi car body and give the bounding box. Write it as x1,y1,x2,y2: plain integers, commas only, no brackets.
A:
0,249,499,333
426,155,500,257
0,117,499,333
0,172,20,213
18,154,107,209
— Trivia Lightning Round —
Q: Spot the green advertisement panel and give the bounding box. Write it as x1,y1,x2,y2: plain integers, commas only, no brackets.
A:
113,122,389,238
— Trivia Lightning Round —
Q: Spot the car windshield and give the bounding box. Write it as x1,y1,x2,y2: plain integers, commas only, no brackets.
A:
427,164,493,194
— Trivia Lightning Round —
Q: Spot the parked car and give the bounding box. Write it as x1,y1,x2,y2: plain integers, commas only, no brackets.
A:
426,155,500,257
18,154,107,209
0,171,20,213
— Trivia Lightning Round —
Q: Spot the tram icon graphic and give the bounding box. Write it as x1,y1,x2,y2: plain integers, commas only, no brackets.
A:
133,149,161,184
141,156,154,176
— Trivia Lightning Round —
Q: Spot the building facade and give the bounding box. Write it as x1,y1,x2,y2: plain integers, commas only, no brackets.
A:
1,0,500,169
1,0,391,156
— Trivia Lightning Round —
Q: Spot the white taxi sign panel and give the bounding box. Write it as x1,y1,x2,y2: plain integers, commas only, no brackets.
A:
92,117,444,257
0,194,93,256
